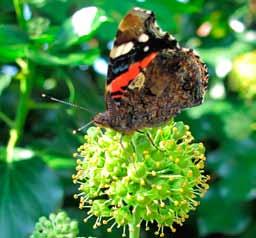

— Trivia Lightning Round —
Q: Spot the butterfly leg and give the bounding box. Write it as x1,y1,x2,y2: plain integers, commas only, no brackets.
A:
136,130,162,151
146,131,162,151
119,134,136,165
130,139,138,170
119,133,126,151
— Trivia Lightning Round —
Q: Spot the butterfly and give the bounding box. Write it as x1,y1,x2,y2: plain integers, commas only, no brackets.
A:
93,7,208,134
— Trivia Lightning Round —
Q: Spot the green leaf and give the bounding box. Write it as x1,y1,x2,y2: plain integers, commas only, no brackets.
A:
28,48,100,66
0,156,63,238
207,139,256,201
29,27,59,44
0,45,27,62
39,151,75,170
27,0,72,23
0,25,28,45
186,100,256,141
241,223,256,238
198,184,251,236
0,25,28,61
53,6,108,49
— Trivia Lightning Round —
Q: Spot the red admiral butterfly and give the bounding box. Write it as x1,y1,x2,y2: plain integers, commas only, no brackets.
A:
94,7,208,133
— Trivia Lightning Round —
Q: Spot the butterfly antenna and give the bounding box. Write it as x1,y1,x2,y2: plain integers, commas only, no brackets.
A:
72,120,94,134
41,93,94,114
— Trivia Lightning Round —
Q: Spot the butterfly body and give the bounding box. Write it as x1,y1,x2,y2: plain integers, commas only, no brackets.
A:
93,8,208,133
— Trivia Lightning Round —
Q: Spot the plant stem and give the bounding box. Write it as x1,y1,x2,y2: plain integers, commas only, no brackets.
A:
6,61,34,162
0,111,14,128
6,0,32,162
12,0,26,30
129,208,141,238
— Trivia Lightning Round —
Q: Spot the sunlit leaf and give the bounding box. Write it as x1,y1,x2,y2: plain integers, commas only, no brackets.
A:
198,41,252,66
53,6,108,49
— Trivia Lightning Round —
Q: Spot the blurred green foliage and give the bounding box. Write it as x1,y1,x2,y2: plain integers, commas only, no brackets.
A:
0,0,255,238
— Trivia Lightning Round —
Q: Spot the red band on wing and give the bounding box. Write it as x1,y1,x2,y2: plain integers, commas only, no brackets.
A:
107,52,157,97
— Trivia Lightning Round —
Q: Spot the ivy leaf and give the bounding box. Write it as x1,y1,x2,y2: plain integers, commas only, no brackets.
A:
0,154,63,238
0,25,28,62
197,184,251,236
207,139,256,201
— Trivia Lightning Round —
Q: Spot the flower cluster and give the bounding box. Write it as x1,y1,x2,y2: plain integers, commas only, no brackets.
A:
30,211,79,238
73,120,209,237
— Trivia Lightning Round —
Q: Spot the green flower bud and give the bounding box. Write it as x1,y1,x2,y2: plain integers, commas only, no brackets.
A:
31,211,79,238
73,120,210,236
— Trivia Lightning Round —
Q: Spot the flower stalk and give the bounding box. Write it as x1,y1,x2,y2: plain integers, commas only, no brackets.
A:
129,208,141,238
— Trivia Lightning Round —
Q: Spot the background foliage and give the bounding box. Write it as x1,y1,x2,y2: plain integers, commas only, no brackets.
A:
0,0,255,237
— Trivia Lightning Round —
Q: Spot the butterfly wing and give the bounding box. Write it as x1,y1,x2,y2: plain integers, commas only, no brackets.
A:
94,7,208,133
106,7,179,101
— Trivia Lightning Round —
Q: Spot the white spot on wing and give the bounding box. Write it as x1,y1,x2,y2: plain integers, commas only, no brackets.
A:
122,42,134,54
154,21,166,36
134,7,144,11
110,42,134,58
138,33,149,42
128,72,145,90
144,46,149,52
154,21,160,28
168,34,175,40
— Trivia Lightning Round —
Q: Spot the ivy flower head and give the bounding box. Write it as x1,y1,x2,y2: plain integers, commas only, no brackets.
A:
31,211,79,238
73,120,209,237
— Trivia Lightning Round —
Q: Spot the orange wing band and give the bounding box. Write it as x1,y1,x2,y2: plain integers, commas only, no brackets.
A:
108,52,157,98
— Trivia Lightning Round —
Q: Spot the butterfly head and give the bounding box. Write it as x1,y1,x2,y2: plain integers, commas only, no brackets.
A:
114,7,170,46
93,111,111,129
118,8,154,35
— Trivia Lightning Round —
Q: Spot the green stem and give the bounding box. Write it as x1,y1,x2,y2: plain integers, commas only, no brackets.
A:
129,208,141,238
0,111,14,128
6,0,31,162
12,0,26,30
6,61,34,162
